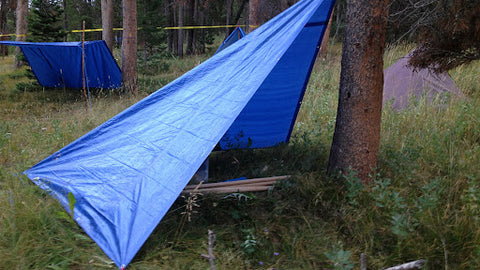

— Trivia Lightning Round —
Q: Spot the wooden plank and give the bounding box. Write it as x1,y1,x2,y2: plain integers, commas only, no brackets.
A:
182,185,271,194
183,175,290,190
183,179,278,192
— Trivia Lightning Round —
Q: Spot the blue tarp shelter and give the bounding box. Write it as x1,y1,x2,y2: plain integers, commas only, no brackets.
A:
0,40,121,89
215,27,246,54
23,0,335,268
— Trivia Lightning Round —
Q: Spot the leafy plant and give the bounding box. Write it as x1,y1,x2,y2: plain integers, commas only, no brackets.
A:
240,229,257,255
324,242,354,270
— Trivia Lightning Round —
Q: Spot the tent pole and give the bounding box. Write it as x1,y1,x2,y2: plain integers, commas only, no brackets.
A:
82,20,88,110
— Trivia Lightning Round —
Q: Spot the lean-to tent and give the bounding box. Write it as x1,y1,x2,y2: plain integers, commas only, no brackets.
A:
0,40,121,89
383,51,463,110
23,0,335,268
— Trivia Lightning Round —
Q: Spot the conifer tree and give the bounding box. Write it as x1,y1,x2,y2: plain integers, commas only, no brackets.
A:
28,0,65,42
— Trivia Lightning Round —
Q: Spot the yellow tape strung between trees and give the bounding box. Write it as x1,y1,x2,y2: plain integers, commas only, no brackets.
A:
0,24,258,37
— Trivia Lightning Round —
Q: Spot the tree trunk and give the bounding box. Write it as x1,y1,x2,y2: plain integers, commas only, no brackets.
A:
141,0,147,69
197,0,205,54
102,0,114,52
177,1,184,58
165,0,173,53
185,0,194,55
63,0,68,41
248,0,260,32
233,0,248,26
327,0,390,184
191,0,198,54
14,0,28,69
0,0,9,55
226,0,232,36
121,0,138,95
333,1,343,42
319,8,334,58
172,1,178,54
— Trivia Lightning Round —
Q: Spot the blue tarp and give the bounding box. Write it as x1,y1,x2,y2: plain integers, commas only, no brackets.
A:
215,27,246,54
0,40,121,89
23,0,335,268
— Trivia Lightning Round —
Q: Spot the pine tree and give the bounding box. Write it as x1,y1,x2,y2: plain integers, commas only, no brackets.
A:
409,0,480,72
328,0,390,183
28,0,65,42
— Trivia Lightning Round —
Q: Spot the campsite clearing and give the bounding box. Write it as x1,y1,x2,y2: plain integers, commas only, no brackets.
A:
1,41,479,269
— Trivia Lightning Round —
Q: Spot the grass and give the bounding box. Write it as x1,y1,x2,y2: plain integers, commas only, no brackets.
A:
1,42,479,269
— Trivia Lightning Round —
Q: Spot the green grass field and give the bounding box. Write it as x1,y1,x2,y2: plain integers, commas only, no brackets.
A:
1,43,479,269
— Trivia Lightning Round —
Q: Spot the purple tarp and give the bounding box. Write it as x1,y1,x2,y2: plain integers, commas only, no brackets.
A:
383,52,463,110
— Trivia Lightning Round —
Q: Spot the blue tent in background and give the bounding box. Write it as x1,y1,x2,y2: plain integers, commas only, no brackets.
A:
0,40,121,89
23,0,335,268
215,27,246,54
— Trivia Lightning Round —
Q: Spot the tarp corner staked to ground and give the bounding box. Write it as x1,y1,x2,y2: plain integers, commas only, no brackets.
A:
23,0,336,268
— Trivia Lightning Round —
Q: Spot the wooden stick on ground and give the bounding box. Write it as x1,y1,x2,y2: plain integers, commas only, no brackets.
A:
201,230,216,270
185,185,271,194
183,175,289,191
385,259,426,270
360,253,367,270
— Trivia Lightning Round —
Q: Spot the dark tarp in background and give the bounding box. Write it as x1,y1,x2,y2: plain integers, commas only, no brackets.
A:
383,51,463,110
215,27,246,54
0,40,121,89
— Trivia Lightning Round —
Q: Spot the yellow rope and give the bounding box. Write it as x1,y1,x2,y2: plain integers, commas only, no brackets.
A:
0,24,258,38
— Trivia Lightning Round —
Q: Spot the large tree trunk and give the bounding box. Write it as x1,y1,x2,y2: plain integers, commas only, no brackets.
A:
327,0,390,183
101,0,114,52
121,0,138,95
248,0,260,32
14,0,28,69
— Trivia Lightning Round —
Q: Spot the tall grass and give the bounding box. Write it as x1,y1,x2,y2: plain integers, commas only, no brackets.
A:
0,43,479,269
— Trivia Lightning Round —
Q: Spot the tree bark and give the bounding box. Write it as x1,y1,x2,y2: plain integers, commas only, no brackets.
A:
121,0,138,95
248,0,260,32
177,0,184,58
63,0,68,41
185,0,195,55
327,0,390,184
197,0,206,54
165,0,174,53
191,0,198,54
319,8,334,58
233,0,248,27
14,0,28,69
333,1,343,41
225,0,232,36
0,0,10,55
101,0,114,52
